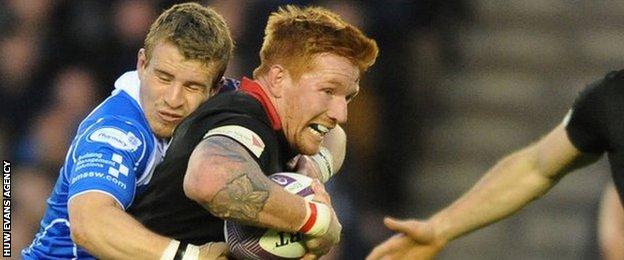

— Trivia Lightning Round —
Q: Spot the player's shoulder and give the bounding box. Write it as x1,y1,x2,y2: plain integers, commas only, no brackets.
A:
69,119,146,163
579,69,624,98
195,90,268,123
172,91,273,157
185,92,270,132
603,69,624,81
74,94,154,154
94,90,145,121
596,69,624,88
81,90,150,132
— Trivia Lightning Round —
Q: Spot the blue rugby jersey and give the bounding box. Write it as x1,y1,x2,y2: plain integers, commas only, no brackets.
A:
22,71,166,259
22,71,240,259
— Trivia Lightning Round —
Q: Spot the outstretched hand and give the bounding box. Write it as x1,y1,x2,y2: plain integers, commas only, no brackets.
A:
367,217,445,260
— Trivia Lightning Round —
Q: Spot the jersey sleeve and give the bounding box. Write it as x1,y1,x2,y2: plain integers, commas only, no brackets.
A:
67,117,150,209
202,115,274,166
564,72,617,154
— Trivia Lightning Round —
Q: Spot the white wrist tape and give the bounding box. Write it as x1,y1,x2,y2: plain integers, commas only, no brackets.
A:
161,240,200,260
181,244,200,260
310,147,334,183
298,201,331,236
161,240,180,260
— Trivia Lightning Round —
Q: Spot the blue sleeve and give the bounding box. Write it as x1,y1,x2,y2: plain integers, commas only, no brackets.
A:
67,117,151,209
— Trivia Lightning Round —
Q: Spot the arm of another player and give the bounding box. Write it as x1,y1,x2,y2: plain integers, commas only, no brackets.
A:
67,121,226,259
68,193,170,259
320,124,346,173
368,122,601,259
183,135,341,255
598,182,624,260
69,194,227,259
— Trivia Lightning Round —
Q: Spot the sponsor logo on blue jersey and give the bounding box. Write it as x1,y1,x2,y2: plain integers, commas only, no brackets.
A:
88,127,143,152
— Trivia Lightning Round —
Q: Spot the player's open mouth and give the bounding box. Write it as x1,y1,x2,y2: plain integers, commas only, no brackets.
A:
308,124,330,137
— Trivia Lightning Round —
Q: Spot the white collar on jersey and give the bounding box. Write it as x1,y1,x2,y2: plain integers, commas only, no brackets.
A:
113,70,142,108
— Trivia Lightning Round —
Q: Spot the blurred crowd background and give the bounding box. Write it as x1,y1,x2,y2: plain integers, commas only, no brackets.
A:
2,0,621,259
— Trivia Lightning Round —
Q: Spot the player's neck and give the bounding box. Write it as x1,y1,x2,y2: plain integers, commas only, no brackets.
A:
253,76,279,108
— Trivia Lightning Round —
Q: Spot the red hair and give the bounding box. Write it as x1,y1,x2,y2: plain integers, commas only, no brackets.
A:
253,5,378,79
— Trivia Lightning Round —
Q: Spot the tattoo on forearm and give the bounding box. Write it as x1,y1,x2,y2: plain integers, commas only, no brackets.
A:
199,136,272,222
207,174,269,221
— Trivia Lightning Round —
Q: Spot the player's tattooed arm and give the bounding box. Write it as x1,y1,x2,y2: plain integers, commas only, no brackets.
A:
184,136,307,231
188,136,271,222
207,174,270,221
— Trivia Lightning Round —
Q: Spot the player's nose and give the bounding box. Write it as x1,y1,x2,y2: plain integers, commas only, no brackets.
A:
327,97,347,124
164,83,184,108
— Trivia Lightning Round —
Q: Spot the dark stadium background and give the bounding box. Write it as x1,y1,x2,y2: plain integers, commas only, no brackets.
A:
3,0,618,259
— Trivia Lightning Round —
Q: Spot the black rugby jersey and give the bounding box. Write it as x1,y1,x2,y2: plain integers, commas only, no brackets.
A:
566,70,624,202
128,78,295,244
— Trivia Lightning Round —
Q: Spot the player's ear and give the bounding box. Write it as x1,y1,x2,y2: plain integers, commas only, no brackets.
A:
266,65,286,98
137,48,148,78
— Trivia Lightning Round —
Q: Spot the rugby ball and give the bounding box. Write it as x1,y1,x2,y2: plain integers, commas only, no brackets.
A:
224,172,314,260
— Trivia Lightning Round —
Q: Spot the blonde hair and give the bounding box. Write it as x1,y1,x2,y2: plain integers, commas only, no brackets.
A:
144,3,233,80
253,5,378,79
